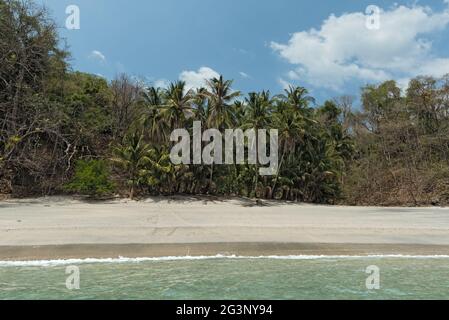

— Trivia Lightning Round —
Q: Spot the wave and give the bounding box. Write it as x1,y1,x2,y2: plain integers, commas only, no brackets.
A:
2,254,449,267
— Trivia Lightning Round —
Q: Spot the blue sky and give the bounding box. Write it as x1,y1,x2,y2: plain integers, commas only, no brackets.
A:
41,0,449,103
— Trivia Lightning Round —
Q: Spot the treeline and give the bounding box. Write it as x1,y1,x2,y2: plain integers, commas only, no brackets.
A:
345,78,449,205
1,0,449,205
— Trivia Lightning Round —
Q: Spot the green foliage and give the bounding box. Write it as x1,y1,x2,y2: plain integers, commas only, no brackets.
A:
8,0,449,206
65,160,115,197
0,0,353,203
117,78,354,203
111,132,153,199
62,72,113,139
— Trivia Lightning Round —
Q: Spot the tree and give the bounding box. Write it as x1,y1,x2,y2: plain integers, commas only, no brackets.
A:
160,81,194,130
203,76,240,130
277,85,315,120
110,74,142,140
271,100,305,196
0,0,71,195
140,86,168,144
64,160,115,197
361,80,402,133
243,91,273,197
112,132,152,199
201,76,240,189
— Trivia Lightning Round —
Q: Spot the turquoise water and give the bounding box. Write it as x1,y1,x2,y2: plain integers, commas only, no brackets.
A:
1,256,449,300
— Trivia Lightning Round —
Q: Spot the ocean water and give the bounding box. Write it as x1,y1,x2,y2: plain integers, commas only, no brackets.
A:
1,256,449,300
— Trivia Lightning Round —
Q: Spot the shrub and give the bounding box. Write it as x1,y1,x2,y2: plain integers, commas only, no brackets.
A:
65,160,115,197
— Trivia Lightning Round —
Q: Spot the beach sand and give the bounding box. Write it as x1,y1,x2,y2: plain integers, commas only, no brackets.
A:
1,196,449,260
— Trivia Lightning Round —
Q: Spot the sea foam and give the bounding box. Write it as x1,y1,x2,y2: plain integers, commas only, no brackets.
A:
1,254,449,267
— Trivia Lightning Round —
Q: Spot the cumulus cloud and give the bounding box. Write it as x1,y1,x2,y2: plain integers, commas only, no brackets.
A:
89,50,106,63
179,67,220,91
271,3,449,91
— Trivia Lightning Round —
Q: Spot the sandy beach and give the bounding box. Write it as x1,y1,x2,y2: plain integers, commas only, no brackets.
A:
1,196,449,260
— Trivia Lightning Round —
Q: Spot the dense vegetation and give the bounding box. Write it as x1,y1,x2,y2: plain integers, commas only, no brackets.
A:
1,0,449,205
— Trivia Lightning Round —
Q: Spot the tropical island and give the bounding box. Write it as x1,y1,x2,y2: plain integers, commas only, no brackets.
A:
2,0,449,261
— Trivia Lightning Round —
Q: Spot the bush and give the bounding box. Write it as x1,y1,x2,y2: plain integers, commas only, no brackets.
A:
65,160,115,197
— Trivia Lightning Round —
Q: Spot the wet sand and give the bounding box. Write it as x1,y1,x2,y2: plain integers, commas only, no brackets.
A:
1,196,449,260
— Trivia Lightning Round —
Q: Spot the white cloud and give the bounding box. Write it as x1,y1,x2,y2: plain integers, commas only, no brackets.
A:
89,50,106,63
239,71,250,79
271,3,449,91
287,70,301,80
179,67,220,91
278,78,292,90
416,57,449,76
153,79,170,89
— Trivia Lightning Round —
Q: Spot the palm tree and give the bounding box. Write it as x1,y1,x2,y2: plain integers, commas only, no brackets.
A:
201,76,240,189
140,86,168,143
231,100,245,126
304,137,343,203
192,87,209,123
138,145,179,195
111,131,153,199
202,76,240,129
142,86,164,106
271,100,305,196
111,80,352,203
277,86,315,123
161,81,194,130
242,91,273,197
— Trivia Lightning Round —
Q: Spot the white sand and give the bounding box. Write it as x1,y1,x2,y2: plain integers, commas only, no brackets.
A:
1,196,449,247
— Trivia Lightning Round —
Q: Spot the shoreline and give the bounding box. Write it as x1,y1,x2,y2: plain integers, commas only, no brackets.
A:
3,243,449,261
2,196,449,261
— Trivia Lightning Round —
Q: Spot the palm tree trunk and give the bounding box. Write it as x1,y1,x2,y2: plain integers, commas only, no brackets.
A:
130,169,137,200
130,184,135,200
272,147,286,198
254,133,259,198
209,163,214,193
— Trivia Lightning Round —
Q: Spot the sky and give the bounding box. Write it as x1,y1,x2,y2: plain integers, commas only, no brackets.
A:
40,0,449,103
